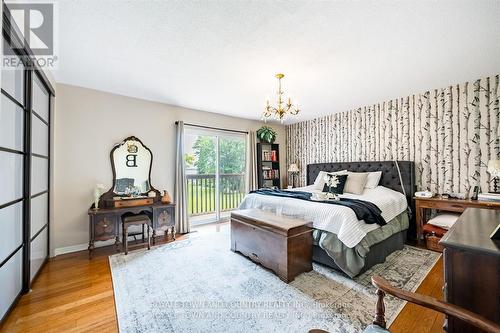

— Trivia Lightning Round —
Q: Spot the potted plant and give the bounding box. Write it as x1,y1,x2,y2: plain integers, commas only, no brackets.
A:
257,126,277,143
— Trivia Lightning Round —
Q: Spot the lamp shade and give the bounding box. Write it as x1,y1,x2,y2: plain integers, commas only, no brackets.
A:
288,163,300,173
487,160,500,177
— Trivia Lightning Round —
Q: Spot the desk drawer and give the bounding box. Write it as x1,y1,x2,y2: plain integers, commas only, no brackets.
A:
423,201,467,212
92,214,118,241
152,206,174,228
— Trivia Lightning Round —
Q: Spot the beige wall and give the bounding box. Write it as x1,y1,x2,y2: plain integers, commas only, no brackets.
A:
53,83,286,255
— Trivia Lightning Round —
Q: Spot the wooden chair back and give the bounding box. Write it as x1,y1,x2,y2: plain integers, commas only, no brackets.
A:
371,275,500,333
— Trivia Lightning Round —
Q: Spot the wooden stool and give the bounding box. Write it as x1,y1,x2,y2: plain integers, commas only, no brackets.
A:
122,214,151,255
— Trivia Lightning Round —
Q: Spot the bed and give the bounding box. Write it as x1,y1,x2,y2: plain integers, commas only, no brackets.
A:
239,161,416,277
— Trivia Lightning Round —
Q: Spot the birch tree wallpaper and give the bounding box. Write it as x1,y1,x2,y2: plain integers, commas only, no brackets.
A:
286,74,500,195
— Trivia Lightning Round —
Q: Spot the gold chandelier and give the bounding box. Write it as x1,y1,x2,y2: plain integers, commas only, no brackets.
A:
262,73,300,123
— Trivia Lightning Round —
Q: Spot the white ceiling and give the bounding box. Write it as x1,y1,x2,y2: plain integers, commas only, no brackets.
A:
53,0,500,123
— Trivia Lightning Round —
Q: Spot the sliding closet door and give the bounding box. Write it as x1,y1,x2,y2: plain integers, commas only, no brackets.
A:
29,73,50,282
0,42,25,320
1,4,54,320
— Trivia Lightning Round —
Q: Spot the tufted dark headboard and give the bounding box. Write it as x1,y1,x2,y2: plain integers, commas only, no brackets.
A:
306,161,416,238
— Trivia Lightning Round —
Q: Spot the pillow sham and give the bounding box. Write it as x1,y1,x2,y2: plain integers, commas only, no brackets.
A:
313,170,347,190
365,171,382,189
313,171,327,189
344,172,369,194
322,174,348,194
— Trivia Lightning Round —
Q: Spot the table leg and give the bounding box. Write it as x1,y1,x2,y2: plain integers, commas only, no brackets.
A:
88,240,94,259
124,225,128,255
171,225,176,240
115,236,120,252
416,206,424,244
147,223,151,250
152,229,156,245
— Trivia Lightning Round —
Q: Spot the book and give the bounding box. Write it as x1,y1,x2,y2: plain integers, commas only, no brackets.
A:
262,150,271,161
270,150,277,161
262,169,280,180
478,193,500,202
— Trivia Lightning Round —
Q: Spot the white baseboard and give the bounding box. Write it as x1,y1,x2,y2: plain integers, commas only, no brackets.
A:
54,239,117,256
53,224,162,257
53,233,154,256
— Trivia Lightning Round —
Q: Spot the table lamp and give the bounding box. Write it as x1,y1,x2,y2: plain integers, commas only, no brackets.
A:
288,163,300,188
487,159,500,193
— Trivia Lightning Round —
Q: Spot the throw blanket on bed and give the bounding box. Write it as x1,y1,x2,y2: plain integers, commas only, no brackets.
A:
250,189,386,226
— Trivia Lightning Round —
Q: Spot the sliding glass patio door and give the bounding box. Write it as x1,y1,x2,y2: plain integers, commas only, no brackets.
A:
184,127,246,225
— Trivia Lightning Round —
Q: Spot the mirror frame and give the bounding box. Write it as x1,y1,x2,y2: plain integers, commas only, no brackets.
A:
100,136,161,207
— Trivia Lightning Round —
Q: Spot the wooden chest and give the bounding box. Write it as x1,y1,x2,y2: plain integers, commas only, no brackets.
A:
230,209,313,283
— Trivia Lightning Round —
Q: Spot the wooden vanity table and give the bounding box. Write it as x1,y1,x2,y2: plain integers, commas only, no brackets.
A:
88,202,175,258
87,136,176,258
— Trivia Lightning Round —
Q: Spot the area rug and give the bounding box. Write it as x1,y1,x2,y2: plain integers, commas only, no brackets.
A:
109,227,440,333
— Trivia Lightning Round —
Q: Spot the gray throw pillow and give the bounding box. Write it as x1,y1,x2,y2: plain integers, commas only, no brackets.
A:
344,172,369,195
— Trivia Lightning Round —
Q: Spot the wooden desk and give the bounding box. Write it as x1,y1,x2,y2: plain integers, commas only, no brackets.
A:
415,196,500,242
440,208,500,332
87,202,175,258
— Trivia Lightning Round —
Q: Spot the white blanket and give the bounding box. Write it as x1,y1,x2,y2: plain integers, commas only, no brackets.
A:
238,185,407,248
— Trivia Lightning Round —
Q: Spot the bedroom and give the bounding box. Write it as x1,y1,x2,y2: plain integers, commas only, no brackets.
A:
0,0,499,332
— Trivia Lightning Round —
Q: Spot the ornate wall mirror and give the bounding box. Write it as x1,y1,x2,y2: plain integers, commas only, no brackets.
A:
100,136,160,207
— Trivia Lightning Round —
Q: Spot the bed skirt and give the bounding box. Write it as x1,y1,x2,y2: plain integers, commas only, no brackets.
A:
313,229,407,277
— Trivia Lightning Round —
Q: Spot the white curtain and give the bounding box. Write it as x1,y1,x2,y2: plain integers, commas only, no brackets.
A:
246,131,258,192
175,121,189,233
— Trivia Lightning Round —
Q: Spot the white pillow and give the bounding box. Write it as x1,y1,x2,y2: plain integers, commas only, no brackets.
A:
313,170,347,190
427,213,460,230
365,171,382,189
344,172,369,194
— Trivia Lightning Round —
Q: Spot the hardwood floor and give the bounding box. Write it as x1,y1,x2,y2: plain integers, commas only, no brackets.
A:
1,223,444,333
390,256,445,333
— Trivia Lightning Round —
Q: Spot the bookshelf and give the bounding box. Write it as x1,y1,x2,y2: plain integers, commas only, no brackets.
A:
257,143,280,188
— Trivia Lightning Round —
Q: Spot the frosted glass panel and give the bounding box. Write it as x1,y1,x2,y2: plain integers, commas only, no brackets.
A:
0,248,22,320
31,193,48,238
0,151,23,205
0,202,23,262
0,94,24,151
1,43,24,104
32,76,49,122
31,156,48,195
30,227,48,281
32,114,49,156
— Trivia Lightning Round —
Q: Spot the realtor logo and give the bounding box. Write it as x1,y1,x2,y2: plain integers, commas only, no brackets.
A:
3,1,58,69
6,2,54,55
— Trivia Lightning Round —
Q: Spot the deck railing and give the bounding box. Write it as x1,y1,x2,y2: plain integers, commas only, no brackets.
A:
186,173,246,216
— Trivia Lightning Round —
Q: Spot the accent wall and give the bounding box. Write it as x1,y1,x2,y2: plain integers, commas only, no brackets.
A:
286,74,500,195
